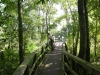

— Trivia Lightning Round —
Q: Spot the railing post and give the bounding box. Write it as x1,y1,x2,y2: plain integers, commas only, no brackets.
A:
64,43,70,66
41,47,44,60
63,43,69,74
31,54,37,75
12,43,48,75
64,55,67,73
24,66,29,75
72,60,76,72
65,43,68,51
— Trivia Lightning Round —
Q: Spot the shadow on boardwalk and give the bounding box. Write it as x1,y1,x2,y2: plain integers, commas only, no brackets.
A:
35,42,64,75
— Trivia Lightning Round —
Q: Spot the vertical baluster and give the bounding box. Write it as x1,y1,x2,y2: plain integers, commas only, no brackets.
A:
41,47,44,61
31,54,37,75
24,66,29,75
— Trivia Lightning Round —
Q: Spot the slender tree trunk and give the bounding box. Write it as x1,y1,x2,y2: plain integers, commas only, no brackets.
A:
94,17,97,61
18,0,24,64
66,0,78,55
94,0,99,62
46,11,49,42
46,12,48,33
78,0,87,59
84,0,90,62
74,30,79,55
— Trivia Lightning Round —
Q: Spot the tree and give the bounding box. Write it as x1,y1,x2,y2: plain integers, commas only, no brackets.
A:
78,0,87,60
18,0,24,64
84,0,90,62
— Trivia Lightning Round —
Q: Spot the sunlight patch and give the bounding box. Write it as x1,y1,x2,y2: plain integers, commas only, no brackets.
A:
45,63,52,68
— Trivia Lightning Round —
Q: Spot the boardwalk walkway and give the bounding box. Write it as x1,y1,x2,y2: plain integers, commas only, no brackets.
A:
35,42,64,75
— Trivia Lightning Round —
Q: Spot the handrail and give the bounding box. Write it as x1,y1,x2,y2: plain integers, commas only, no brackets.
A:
12,42,50,75
63,43,100,75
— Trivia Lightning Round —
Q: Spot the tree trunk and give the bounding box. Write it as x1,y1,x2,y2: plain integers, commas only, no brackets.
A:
18,0,24,64
78,0,87,60
84,0,90,62
94,17,97,61
66,0,78,55
73,30,79,56
94,0,99,62
46,12,48,33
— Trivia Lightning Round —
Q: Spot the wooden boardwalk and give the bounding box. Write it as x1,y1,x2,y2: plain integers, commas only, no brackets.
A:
35,42,64,75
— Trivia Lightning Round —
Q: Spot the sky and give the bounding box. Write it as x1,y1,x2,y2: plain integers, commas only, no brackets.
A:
53,3,66,31
53,3,64,18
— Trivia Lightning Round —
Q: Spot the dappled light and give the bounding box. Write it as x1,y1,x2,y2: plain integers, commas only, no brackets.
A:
0,0,100,75
45,63,53,68
36,42,64,75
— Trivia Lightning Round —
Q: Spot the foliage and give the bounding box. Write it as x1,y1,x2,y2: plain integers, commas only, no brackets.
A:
0,0,100,75
0,0,57,74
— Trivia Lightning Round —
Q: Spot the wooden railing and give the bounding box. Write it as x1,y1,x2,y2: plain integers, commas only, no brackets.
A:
12,42,50,75
63,43,100,75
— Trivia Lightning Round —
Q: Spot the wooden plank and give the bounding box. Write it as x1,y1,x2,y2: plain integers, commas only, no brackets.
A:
29,53,43,75
12,51,36,75
12,43,47,75
63,51,100,75
63,62,78,75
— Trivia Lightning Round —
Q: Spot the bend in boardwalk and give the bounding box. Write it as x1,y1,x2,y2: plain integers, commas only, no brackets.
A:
36,42,64,75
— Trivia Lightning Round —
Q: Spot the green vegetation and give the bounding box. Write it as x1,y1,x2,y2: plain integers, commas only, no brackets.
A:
0,0,100,75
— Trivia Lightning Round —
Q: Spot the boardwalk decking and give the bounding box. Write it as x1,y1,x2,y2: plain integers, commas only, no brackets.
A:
35,42,64,75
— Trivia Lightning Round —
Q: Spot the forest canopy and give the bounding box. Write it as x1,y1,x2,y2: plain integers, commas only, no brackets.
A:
0,0,100,75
